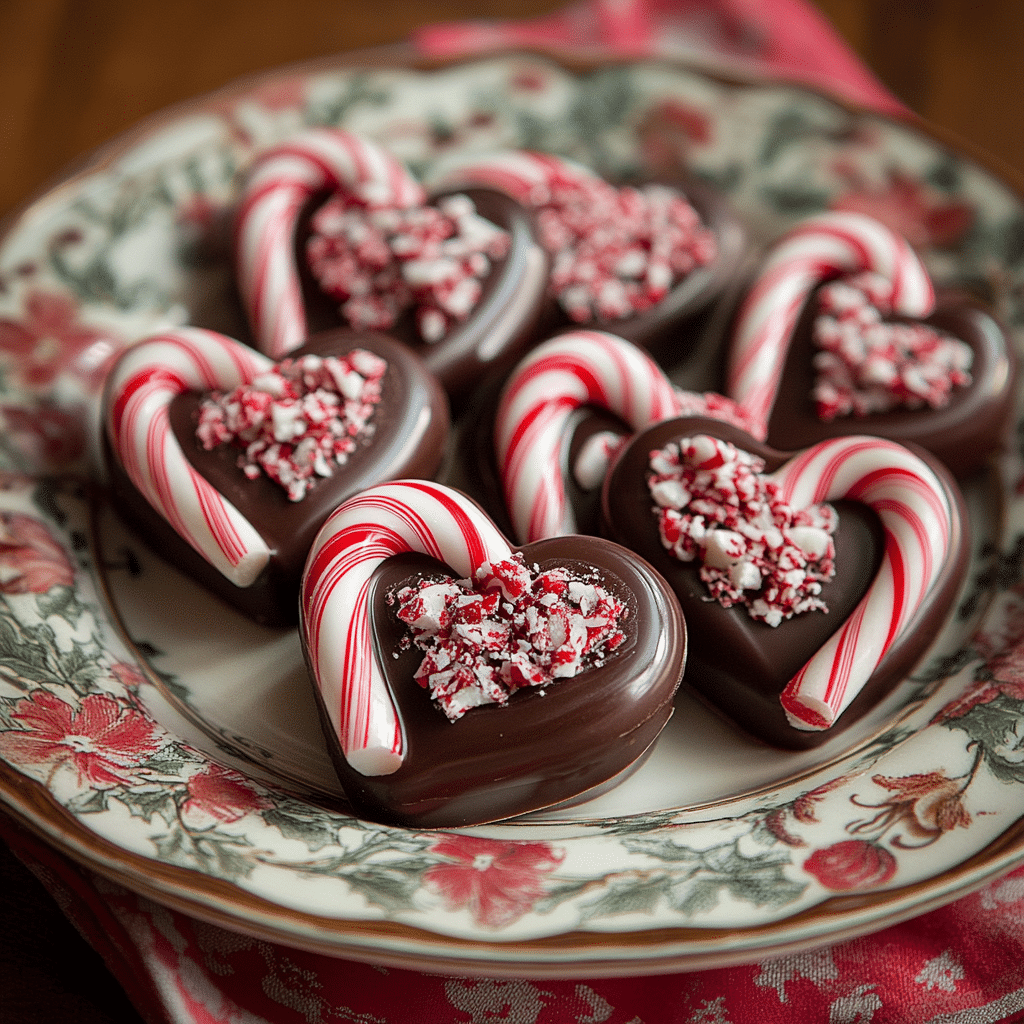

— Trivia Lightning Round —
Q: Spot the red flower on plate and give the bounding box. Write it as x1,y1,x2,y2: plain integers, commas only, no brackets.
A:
0,289,118,391
0,512,74,594
936,602,1024,722
0,691,162,787
803,839,897,891
109,661,148,694
181,764,271,826
423,834,564,928
0,404,87,466
638,97,715,173
830,166,975,251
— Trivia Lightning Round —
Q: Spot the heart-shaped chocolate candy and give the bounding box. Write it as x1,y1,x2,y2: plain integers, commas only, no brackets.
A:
429,152,747,366
235,128,549,408
300,481,686,828
725,211,1014,478
103,327,449,626
602,416,968,748
763,290,1014,478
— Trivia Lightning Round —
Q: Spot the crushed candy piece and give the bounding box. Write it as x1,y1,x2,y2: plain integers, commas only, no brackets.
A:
672,388,765,436
306,192,510,342
812,272,973,420
196,350,386,501
392,555,628,721
534,176,716,322
647,434,838,626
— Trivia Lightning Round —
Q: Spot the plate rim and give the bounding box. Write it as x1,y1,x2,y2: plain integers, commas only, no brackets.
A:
0,46,1023,977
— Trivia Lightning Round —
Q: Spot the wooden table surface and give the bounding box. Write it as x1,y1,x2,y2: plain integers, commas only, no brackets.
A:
0,2,1020,1022
0,0,1022,223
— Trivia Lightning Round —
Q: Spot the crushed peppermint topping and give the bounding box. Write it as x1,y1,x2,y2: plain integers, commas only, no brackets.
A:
812,272,973,420
306,193,510,343
534,177,717,322
195,350,386,501
392,555,628,721
647,435,838,627
672,389,765,436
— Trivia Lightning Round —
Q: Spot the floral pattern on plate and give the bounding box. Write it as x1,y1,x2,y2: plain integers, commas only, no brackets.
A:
0,54,1023,973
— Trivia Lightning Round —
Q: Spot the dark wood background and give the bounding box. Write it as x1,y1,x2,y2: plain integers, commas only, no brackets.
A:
0,0,1022,223
0,2,1020,1021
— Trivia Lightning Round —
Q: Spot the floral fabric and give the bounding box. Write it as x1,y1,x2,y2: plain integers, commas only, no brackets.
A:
8,814,1024,1024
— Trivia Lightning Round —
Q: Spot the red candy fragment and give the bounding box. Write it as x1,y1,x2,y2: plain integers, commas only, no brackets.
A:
306,193,510,343
535,177,717,322
647,434,837,626
393,555,628,721
195,350,386,501
812,272,973,420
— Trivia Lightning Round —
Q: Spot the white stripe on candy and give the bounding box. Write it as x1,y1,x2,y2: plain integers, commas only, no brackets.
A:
301,480,513,776
105,328,274,586
235,128,425,359
771,435,954,730
495,330,682,543
427,149,597,204
727,211,935,438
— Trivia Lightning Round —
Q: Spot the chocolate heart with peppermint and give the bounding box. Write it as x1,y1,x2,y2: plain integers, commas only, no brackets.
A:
723,212,1015,479
299,186,549,407
300,481,685,828
430,151,748,368
235,129,550,409
764,287,1014,478
601,416,968,748
104,328,449,626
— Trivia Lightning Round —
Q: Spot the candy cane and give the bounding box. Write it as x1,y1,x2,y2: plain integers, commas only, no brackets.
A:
495,330,683,543
301,480,513,776
105,328,274,586
235,127,425,359
770,435,956,729
427,149,598,204
727,211,935,438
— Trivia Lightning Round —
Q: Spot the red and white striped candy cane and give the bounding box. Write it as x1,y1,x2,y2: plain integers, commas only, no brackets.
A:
427,148,599,204
301,480,513,776
770,435,955,729
495,330,682,543
105,327,274,586
235,127,425,359
727,211,935,438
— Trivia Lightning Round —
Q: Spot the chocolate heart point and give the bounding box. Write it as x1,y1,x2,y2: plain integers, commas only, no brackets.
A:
103,328,449,626
602,416,968,748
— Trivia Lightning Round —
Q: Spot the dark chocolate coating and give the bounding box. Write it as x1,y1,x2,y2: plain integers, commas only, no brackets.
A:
311,537,687,828
601,416,970,749
763,290,1016,479
103,329,449,626
301,187,550,408
525,172,748,365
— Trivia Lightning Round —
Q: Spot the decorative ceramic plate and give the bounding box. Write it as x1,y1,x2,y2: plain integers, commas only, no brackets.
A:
1,52,1023,978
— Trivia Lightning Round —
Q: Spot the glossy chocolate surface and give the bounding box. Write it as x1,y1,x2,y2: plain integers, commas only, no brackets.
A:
104,329,449,626
313,536,686,828
601,416,969,748
301,187,549,408
763,291,1015,479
